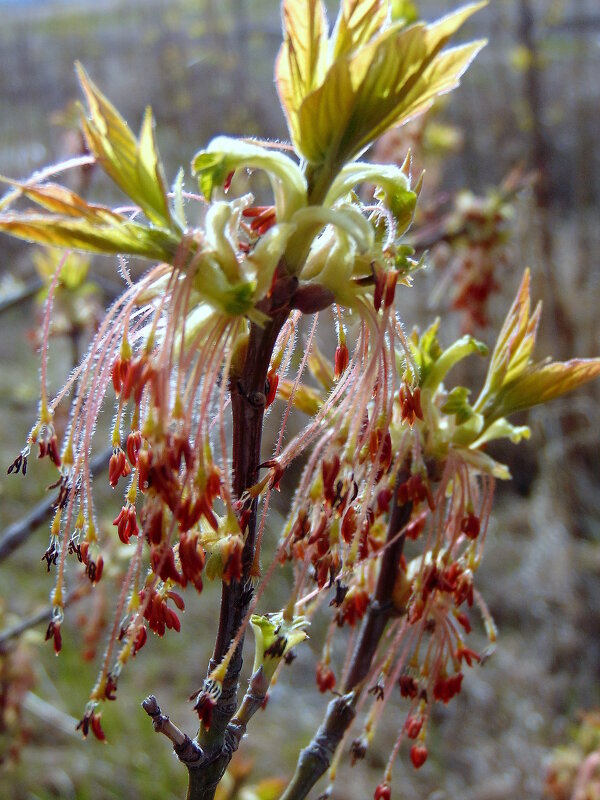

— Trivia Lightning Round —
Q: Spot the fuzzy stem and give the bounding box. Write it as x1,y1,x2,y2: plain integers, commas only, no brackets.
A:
280,470,412,800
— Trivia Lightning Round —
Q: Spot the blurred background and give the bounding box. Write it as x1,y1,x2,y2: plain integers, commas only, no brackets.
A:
0,1,599,798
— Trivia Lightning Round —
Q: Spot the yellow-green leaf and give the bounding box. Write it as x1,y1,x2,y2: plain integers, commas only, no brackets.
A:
332,0,389,59
0,179,123,223
492,359,600,420
475,269,540,414
76,64,173,229
276,0,328,139
296,3,485,168
0,213,179,261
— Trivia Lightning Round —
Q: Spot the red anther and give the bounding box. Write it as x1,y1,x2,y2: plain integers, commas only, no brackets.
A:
404,715,423,739
454,572,474,608
307,514,328,548
205,466,222,503
150,545,183,585
193,691,216,729
132,625,147,655
373,266,386,311
455,646,481,667
142,502,164,545
316,661,336,693
315,555,332,588
90,712,106,742
259,458,285,491
405,515,426,540
337,587,369,627
410,744,428,769
334,343,349,379
222,538,243,584
109,447,131,488
433,672,463,703
47,435,62,467
111,356,129,396
384,270,398,308
238,507,252,533
104,673,118,701
374,783,391,800
120,355,147,403
223,170,235,193
113,504,138,545
322,455,341,505
399,384,424,425
45,620,62,655
242,205,272,217
179,533,205,592
455,611,472,633
80,541,90,565
169,433,194,471
164,607,181,632
341,507,357,543
167,591,185,611
126,430,142,466
91,555,104,583
398,674,419,699
377,487,393,514
137,448,152,493
461,512,481,540
265,368,279,408
242,205,277,234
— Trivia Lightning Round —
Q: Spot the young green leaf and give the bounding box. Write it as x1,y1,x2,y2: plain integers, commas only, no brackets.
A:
331,0,389,59
0,176,180,260
296,3,485,170
475,269,600,421
0,213,180,261
76,64,174,229
276,0,329,145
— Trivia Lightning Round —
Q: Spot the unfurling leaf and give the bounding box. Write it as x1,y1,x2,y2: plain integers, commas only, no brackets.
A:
276,0,328,143
490,359,600,420
0,173,181,262
76,63,174,229
331,0,389,59
475,269,600,421
0,213,180,261
294,3,486,169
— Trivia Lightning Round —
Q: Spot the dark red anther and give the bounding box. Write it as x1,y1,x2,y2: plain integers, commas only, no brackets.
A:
334,343,349,379
410,744,428,769
316,661,336,693
265,368,279,408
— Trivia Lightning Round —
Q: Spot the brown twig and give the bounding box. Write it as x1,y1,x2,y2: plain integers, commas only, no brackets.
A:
181,271,295,800
142,695,203,765
0,583,89,653
0,445,112,563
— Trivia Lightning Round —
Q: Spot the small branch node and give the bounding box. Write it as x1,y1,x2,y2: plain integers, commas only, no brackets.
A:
142,694,202,765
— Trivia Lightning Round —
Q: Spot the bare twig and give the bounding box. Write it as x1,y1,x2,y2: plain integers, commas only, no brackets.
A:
0,445,112,563
0,583,89,653
142,695,203,766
